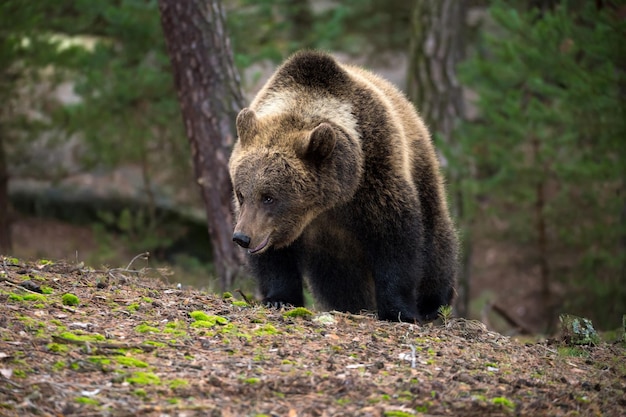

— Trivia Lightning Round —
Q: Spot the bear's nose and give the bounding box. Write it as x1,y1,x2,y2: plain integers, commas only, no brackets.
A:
233,232,251,248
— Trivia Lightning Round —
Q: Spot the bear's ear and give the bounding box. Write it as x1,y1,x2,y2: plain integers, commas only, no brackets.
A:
299,123,336,163
236,108,258,145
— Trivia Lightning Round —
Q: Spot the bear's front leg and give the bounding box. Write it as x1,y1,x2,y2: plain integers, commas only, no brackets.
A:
369,224,424,323
247,246,304,308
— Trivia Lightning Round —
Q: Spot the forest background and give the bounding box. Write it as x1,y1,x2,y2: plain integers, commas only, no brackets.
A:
0,0,624,334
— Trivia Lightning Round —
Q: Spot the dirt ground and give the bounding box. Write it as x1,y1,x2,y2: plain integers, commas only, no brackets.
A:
0,257,624,417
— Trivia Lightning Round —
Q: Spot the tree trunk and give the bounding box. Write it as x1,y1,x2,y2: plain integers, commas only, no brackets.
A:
0,134,11,254
158,0,244,290
407,0,469,317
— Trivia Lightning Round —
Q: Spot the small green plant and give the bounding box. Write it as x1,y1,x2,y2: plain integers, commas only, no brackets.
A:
61,293,80,306
438,305,453,324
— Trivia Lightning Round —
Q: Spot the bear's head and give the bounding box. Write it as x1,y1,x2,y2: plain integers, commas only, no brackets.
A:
229,108,362,255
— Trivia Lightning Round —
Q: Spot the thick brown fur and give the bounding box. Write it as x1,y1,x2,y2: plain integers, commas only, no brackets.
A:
229,50,458,322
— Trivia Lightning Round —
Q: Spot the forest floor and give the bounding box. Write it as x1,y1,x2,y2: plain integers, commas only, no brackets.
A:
0,256,625,417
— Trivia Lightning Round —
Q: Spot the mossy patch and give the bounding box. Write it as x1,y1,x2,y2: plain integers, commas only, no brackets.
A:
61,293,80,306
75,396,99,406
23,293,47,302
115,356,149,368
189,311,228,328
126,371,161,385
169,378,189,389
58,331,106,342
47,343,70,353
135,323,160,334
491,396,515,410
231,300,249,307
254,323,280,336
283,307,313,319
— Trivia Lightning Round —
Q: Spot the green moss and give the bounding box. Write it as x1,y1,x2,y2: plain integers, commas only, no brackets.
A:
133,389,147,397
61,293,80,306
13,369,26,378
167,398,180,405
23,293,47,302
242,377,260,384
127,303,140,312
143,340,166,348
37,259,54,266
491,396,515,409
87,356,112,366
231,300,249,307
115,356,148,368
58,331,106,342
141,297,153,303
5,257,19,265
557,346,589,358
282,307,313,319
189,312,228,328
163,321,188,338
135,323,160,334
169,378,189,389
40,286,53,294
222,292,233,299
383,412,413,417
127,371,161,385
219,324,252,341
75,396,99,406
8,294,23,302
47,343,69,353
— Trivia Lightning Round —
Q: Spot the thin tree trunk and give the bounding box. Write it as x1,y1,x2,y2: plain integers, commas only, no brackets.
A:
0,134,11,254
158,0,244,290
407,0,469,317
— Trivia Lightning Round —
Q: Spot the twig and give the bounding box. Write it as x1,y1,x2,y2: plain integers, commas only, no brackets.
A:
491,303,534,335
234,289,253,305
125,252,150,271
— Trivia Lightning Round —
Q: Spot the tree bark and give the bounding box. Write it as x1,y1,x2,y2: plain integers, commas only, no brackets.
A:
0,134,11,254
158,0,244,290
407,0,469,317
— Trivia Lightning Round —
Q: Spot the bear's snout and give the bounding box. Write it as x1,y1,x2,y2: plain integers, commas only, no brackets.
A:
233,232,251,249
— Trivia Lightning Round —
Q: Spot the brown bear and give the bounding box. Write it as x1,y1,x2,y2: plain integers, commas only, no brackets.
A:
229,50,458,322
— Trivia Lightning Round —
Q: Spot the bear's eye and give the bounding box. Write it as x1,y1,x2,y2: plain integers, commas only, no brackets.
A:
236,192,244,204
262,195,274,205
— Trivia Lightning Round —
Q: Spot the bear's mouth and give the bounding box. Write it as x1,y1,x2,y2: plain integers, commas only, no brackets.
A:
248,235,270,254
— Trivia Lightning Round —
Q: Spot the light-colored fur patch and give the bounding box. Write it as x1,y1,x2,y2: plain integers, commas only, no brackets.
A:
252,89,359,143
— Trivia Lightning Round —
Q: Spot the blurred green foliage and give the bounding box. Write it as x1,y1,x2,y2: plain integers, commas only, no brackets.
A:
457,1,626,328
227,0,412,68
